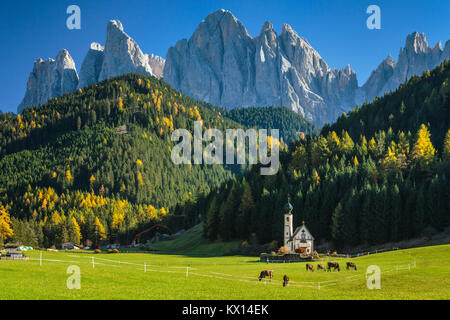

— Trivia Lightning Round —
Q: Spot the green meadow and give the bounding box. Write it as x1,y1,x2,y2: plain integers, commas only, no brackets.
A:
0,244,449,300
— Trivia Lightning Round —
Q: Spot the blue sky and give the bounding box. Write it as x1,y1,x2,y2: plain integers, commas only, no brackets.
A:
0,0,449,113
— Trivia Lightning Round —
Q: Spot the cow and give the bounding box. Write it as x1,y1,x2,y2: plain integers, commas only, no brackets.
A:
259,270,273,281
317,263,326,271
306,263,314,272
283,275,289,287
346,262,357,271
327,262,340,272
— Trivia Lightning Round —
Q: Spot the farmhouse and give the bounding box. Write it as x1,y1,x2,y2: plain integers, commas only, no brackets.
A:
283,200,314,254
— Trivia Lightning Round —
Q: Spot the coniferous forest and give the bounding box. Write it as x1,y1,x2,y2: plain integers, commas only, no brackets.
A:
199,60,450,249
0,60,449,250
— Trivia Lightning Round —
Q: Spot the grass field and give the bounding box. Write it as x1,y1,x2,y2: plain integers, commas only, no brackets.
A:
147,223,240,255
1,244,449,299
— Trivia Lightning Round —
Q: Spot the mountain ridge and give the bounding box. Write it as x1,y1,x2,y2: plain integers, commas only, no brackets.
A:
17,20,165,114
16,10,450,127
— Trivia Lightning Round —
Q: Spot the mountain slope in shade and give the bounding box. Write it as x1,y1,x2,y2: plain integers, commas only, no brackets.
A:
226,106,319,142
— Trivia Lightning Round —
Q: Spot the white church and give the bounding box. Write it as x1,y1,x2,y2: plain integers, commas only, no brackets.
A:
283,200,314,254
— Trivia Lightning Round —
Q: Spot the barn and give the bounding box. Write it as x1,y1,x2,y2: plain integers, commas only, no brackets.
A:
283,200,314,254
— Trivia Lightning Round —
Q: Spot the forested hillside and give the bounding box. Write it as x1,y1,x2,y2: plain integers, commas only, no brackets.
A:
323,60,450,147
198,61,450,249
0,74,248,247
226,106,319,142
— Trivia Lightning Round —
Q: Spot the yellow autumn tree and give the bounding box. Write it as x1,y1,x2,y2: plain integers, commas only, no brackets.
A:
159,207,168,217
443,129,450,162
50,211,63,225
327,131,340,153
312,169,320,186
411,124,436,165
93,217,107,247
368,137,377,154
137,171,145,187
118,97,124,111
382,141,402,171
71,217,82,244
111,200,127,230
146,205,158,220
340,131,354,153
0,204,14,248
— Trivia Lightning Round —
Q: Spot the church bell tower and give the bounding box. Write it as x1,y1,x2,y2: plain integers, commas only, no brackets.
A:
283,199,293,251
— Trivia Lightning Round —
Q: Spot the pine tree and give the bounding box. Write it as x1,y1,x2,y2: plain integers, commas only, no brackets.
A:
236,182,255,238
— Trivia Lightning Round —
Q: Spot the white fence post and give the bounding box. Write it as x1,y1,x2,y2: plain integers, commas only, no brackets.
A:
92,256,95,269
318,282,321,290
144,262,146,273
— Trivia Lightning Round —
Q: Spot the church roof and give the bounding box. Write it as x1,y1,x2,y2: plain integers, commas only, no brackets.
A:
290,223,314,241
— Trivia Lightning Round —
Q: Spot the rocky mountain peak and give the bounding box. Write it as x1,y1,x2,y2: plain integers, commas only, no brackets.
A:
443,40,450,60
107,19,124,33
78,43,105,89
147,54,165,79
281,23,294,35
98,19,153,82
90,42,104,51
18,49,79,113
260,21,274,33
404,32,429,54
195,9,251,45
18,20,162,113
164,11,357,125
56,49,77,70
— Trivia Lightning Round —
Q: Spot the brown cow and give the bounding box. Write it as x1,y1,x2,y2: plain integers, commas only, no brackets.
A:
283,275,289,287
259,270,273,281
317,263,326,271
327,262,340,272
306,263,314,272
346,262,357,271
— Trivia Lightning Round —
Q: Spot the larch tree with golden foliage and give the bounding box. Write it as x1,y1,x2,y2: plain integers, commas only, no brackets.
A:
70,217,82,245
411,124,436,166
0,204,14,248
93,217,107,248
443,129,450,162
